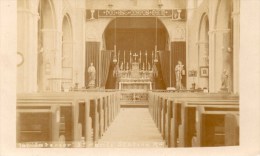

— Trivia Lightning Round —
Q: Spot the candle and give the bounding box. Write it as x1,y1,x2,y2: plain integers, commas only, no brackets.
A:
145,51,148,71
140,51,142,63
118,50,120,64
124,50,125,70
130,51,132,69
152,51,153,64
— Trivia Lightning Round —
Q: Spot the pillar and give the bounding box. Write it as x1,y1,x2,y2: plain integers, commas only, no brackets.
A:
232,5,240,94
209,28,232,92
41,29,62,92
197,42,209,89
73,6,86,88
17,8,39,93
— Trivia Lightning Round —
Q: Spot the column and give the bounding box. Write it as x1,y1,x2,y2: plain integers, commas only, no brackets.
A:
222,31,233,93
41,29,62,92
17,8,39,93
28,11,40,92
232,10,240,94
208,28,231,92
197,42,209,89
62,41,73,87
186,0,197,89
208,29,215,92
73,6,86,88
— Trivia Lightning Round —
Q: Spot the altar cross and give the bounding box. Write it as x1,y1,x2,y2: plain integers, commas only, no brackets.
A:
133,53,138,61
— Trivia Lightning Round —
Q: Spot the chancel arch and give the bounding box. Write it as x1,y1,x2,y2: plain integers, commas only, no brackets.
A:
100,17,172,90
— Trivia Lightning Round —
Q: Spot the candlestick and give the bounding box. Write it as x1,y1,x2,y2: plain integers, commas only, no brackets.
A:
113,45,117,63
130,51,132,69
145,51,148,71
124,50,125,70
118,50,120,64
140,51,142,63
140,51,142,69
152,51,154,65
133,52,138,62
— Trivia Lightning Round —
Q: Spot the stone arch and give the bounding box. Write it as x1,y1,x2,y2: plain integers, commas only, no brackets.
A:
198,13,209,42
39,0,57,29
62,0,74,22
215,0,232,29
102,17,170,51
17,0,29,9
100,17,171,89
62,13,73,42
197,13,209,90
61,13,74,90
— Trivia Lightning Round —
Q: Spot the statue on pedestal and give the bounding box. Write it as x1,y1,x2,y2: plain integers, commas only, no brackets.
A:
220,69,229,92
120,62,124,70
175,60,184,90
88,62,96,88
148,62,151,71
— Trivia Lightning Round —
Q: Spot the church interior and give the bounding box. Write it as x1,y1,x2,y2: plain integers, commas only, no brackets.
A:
15,0,241,148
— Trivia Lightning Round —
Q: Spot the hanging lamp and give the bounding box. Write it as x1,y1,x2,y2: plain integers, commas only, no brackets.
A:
154,17,158,63
112,17,117,63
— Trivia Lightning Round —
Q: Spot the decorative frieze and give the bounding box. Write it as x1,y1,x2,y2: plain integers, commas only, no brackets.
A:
86,9,186,20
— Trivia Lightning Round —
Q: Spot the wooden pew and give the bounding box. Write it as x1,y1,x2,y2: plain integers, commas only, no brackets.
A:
191,106,239,147
177,102,239,147
17,92,120,147
147,91,239,147
224,113,239,146
148,91,238,128
17,95,91,147
16,104,60,145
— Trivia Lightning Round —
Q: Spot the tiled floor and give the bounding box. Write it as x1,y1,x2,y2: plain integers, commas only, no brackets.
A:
95,108,165,148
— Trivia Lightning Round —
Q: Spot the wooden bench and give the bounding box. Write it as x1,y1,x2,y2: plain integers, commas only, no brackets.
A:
224,113,239,146
17,95,96,147
164,100,238,147
147,91,239,147
16,104,60,145
148,92,238,127
177,102,239,147
192,107,239,147
17,92,120,147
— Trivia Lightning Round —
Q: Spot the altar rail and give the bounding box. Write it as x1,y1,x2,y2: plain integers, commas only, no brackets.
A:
148,91,239,147
16,92,120,147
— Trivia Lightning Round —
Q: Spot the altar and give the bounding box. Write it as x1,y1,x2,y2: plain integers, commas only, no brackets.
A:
119,81,152,90
113,51,156,91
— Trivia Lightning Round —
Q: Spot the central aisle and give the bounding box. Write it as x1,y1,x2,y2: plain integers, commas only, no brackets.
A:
95,108,165,148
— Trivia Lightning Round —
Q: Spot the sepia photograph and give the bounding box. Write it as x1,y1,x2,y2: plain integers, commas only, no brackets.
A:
0,0,260,156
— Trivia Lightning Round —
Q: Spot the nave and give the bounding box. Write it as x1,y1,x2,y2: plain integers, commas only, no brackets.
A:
16,91,239,148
